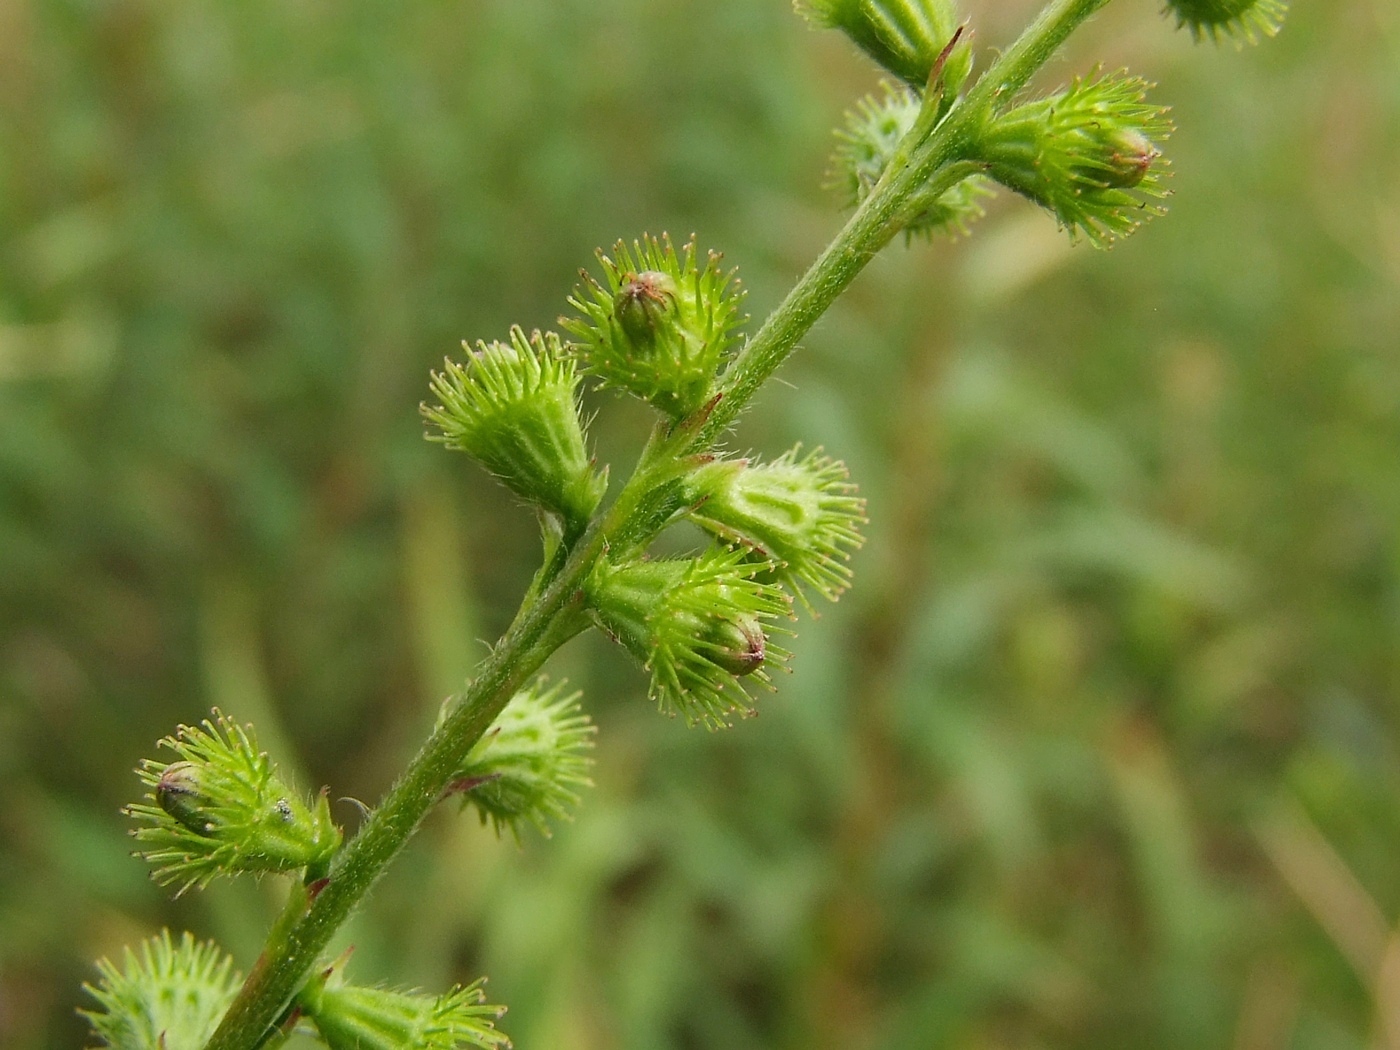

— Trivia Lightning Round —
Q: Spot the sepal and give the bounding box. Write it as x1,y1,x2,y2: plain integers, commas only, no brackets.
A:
126,711,341,894
81,931,240,1050
442,679,595,839
586,547,792,728
424,327,606,528
299,957,509,1050
795,0,969,92
981,70,1172,247
686,446,867,610
833,84,994,238
1163,0,1286,44
563,234,745,420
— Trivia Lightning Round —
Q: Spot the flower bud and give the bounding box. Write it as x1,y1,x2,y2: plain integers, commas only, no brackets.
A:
126,711,342,894
82,931,240,1050
442,679,595,839
833,85,993,239
154,761,211,834
980,70,1172,247
586,547,792,728
299,962,509,1050
615,270,680,345
423,327,606,529
795,0,970,94
686,446,867,611
563,234,745,420
1164,0,1286,44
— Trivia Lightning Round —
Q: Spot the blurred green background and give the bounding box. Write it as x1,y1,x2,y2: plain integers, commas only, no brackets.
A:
3,0,1399,1047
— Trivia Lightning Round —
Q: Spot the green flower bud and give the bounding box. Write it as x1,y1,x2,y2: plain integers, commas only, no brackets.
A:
299,962,509,1050
423,327,606,529
833,83,994,239
981,70,1173,248
82,931,241,1050
126,711,342,894
563,234,745,420
442,679,595,839
795,0,970,93
1164,0,1286,45
615,270,680,345
687,446,867,611
586,547,792,729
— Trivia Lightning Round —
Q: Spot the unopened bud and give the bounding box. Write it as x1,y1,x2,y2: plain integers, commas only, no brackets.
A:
424,327,606,529
687,446,867,609
83,932,240,1050
585,548,791,728
833,84,993,239
703,616,767,678
1164,0,1286,45
155,761,211,835
442,679,595,839
615,270,679,345
564,234,745,420
127,711,342,894
299,959,509,1050
981,70,1172,247
795,0,969,94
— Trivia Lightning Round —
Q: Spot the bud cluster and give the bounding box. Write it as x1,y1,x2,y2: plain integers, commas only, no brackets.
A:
298,958,509,1050
586,547,793,728
443,679,595,839
980,71,1172,247
563,234,745,420
83,932,241,1050
127,711,341,894
423,326,606,530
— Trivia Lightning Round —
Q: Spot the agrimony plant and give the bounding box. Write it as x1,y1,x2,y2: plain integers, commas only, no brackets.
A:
82,0,1286,1046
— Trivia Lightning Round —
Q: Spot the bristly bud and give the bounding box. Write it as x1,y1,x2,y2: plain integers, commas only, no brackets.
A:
585,547,792,729
126,711,341,894
423,327,606,529
686,446,867,611
833,84,994,239
562,234,745,420
794,0,970,94
82,931,241,1050
299,958,510,1050
1163,0,1286,45
980,70,1172,248
441,679,595,840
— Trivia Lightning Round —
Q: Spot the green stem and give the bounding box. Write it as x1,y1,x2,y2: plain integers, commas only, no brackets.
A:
697,0,1113,450
202,3,1114,1046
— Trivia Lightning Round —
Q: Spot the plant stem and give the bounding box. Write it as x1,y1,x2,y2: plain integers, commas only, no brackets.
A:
697,0,1114,450
202,3,1115,1046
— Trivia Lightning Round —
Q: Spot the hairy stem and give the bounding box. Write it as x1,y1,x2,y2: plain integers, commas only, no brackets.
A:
202,3,1114,1046
697,0,1113,450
